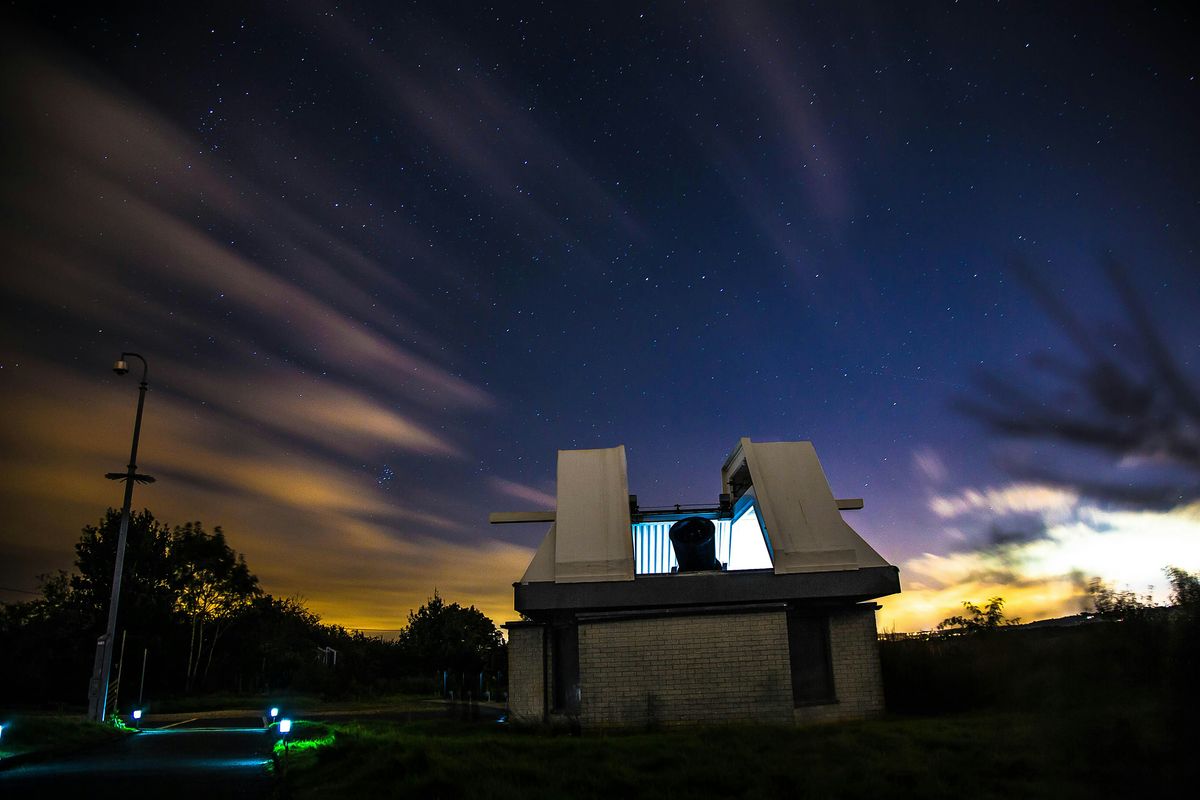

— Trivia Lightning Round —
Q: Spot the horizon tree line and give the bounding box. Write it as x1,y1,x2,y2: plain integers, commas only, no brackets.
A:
0,507,505,710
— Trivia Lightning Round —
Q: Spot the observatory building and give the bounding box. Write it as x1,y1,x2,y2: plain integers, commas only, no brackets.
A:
493,438,901,727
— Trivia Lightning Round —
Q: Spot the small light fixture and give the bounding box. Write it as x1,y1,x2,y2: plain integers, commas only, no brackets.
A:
132,709,142,720
270,707,279,719
278,718,292,735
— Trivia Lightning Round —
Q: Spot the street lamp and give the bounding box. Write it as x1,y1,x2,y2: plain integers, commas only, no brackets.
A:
88,353,156,722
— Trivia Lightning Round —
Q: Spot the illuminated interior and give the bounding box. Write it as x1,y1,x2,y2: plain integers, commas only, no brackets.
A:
726,502,772,571
632,498,773,574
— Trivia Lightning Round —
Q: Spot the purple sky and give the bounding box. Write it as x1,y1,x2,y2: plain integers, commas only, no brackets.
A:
2,2,1198,630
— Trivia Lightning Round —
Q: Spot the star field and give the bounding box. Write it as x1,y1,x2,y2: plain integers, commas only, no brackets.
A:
1,2,1198,630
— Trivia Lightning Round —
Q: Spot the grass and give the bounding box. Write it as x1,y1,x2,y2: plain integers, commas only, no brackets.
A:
151,691,324,713
272,702,1189,799
0,714,131,763
150,691,453,715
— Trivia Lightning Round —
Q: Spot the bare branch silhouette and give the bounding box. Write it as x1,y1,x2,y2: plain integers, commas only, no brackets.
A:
958,258,1200,507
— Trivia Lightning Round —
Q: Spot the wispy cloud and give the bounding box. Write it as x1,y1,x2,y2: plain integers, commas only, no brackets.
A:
879,487,1200,632
0,357,530,628
912,447,948,484
487,477,557,509
929,483,1079,520
0,36,520,629
710,2,853,228
311,8,642,252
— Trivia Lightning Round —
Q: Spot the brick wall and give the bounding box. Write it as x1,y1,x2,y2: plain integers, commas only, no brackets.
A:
793,604,885,724
511,603,885,728
577,610,794,727
506,623,546,723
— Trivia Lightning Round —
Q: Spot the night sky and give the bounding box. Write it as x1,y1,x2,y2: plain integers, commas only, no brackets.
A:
2,2,1198,632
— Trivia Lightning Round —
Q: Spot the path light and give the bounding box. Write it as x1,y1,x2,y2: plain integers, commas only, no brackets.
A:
278,717,294,767
270,707,279,720
132,709,142,720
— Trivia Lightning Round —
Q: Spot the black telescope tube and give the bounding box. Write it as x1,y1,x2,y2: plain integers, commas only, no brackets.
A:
669,516,722,572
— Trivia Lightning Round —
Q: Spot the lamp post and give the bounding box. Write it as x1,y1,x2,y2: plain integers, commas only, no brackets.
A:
88,353,155,722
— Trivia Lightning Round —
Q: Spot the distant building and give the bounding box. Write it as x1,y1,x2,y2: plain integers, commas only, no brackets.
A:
494,438,901,727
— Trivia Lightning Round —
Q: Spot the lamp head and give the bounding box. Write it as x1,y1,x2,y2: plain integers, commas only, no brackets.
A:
113,359,130,375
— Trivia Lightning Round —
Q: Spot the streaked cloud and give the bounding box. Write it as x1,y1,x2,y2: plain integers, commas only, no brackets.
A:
710,2,852,227
0,35,516,629
912,448,948,484
3,38,491,405
312,7,642,253
0,362,508,624
488,477,557,509
929,483,1079,520
879,488,1200,632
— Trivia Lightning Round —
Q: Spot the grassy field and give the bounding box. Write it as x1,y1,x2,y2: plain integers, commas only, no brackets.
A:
270,616,1198,798
0,714,131,762
272,701,1187,799
150,691,460,714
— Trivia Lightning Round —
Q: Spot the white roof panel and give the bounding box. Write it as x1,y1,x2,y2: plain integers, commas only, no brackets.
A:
553,445,635,583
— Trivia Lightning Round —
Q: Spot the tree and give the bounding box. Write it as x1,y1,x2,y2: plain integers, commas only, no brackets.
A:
170,522,259,690
72,508,177,630
4,509,505,704
0,570,96,704
1,510,178,705
1086,577,1153,620
65,510,259,693
1165,566,1200,607
397,591,503,683
937,596,1020,634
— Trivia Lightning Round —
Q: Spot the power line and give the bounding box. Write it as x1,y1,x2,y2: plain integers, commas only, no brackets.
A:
0,585,40,596
353,628,403,632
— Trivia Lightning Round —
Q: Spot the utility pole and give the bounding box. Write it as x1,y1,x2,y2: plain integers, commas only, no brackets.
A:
138,648,148,708
111,630,127,716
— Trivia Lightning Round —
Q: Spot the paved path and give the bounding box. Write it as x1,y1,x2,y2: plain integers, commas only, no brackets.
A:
142,699,506,727
0,717,274,798
0,701,504,796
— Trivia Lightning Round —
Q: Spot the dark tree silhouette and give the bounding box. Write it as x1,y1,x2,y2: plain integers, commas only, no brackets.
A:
1086,577,1153,620
2,509,508,706
1166,565,1200,606
959,258,1200,508
398,590,504,679
937,596,1020,633
171,522,260,690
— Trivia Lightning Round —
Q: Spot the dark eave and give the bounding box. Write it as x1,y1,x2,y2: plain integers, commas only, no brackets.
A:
514,565,900,617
